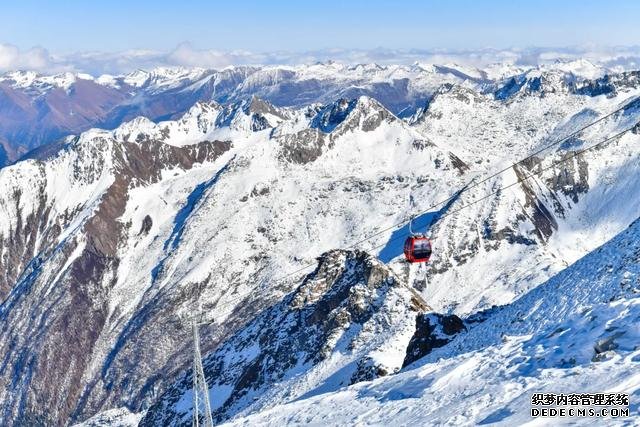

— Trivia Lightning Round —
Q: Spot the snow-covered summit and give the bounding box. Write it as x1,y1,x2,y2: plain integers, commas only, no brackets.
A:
548,58,606,79
0,70,87,91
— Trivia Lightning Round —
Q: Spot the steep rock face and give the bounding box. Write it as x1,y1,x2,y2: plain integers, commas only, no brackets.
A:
276,128,327,164
0,133,231,426
141,250,430,426
311,98,358,133
402,313,466,367
327,96,397,139
0,137,111,298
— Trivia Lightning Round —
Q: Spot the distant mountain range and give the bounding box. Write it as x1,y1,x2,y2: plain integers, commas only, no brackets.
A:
1,59,634,167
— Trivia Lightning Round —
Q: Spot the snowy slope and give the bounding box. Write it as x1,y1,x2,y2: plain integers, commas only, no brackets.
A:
402,86,640,314
139,85,639,424
222,216,640,426
1,63,640,426
0,93,467,425
73,407,143,427
141,250,435,425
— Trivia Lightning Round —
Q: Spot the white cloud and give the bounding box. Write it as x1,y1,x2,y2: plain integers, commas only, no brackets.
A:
0,43,59,72
1,42,640,75
165,42,261,69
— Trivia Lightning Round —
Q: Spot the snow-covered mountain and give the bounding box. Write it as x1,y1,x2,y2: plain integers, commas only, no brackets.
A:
0,63,466,165
222,214,640,426
0,60,628,167
141,249,439,425
0,61,639,426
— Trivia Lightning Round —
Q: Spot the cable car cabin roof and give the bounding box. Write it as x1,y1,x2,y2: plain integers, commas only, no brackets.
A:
403,236,432,263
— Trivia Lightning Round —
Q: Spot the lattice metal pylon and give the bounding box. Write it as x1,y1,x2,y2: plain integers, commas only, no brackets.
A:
192,317,214,427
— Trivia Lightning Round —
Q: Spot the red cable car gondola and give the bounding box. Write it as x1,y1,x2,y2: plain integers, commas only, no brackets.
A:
403,204,433,263
403,234,432,263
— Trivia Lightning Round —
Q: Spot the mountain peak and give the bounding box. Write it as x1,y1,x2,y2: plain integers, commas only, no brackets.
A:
112,116,159,143
245,95,286,119
213,96,287,132
310,96,395,135
310,98,358,133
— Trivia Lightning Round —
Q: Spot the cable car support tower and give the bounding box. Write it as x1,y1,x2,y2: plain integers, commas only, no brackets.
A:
191,313,214,427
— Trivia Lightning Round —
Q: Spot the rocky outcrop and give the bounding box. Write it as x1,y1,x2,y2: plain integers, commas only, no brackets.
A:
495,71,574,100
575,70,640,97
311,98,359,133
215,97,287,132
141,250,430,426
402,313,466,367
277,128,328,164
329,96,396,138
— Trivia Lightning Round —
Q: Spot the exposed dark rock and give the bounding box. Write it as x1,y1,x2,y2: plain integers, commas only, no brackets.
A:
449,152,470,175
402,313,466,368
513,164,558,242
138,215,153,236
311,98,358,133
350,356,392,383
246,96,286,120
250,184,270,197
0,181,61,298
309,97,396,139
495,72,573,100
277,128,328,164
141,250,429,426
544,151,589,204
411,138,436,151
575,71,640,97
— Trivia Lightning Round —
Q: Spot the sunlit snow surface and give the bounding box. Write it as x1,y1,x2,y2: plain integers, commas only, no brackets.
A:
2,61,640,425
224,218,640,426
72,407,143,427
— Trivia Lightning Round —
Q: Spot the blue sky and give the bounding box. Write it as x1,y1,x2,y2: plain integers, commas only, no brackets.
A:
2,0,640,53
1,1,640,74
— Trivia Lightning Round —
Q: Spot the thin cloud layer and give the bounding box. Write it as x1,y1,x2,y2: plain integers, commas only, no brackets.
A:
0,44,58,71
1,42,640,75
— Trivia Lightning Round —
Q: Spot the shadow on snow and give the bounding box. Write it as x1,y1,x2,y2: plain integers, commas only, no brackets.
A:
378,191,462,263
